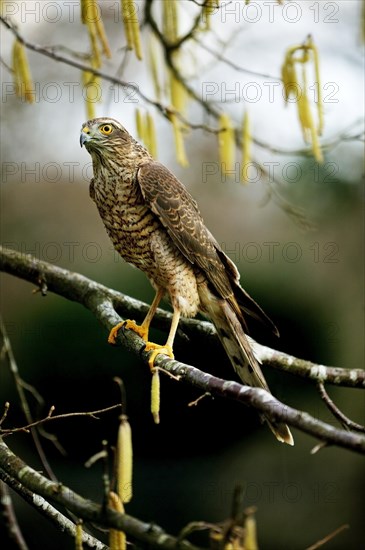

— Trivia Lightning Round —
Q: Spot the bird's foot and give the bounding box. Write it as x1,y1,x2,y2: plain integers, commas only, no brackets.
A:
144,342,174,370
108,319,149,345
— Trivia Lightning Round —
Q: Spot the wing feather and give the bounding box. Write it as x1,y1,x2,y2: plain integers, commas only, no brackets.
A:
137,161,232,298
136,160,277,336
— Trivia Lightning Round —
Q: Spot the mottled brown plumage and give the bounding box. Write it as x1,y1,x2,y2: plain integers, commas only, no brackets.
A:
80,117,293,445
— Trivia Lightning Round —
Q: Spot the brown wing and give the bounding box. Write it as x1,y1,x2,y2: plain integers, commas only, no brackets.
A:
136,160,277,336
137,160,233,299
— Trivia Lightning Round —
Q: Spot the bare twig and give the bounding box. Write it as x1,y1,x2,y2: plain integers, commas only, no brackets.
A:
0,404,122,435
317,382,365,433
196,38,281,81
0,402,10,426
305,524,349,550
0,480,28,550
0,315,58,481
1,247,365,454
188,392,211,407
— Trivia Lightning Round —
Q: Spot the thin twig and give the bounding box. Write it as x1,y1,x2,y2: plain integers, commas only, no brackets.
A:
317,382,365,433
0,480,28,550
305,524,349,550
0,404,122,435
196,38,281,81
0,316,58,481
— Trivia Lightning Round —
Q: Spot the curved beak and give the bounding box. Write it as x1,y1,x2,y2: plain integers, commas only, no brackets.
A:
80,126,91,147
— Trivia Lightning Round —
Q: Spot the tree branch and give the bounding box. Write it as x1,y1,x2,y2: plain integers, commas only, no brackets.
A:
1,247,365,453
317,382,365,433
0,471,107,550
0,438,201,550
1,246,363,387
0,479,28,550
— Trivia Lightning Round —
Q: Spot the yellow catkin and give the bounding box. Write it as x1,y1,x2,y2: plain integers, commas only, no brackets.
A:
151,368,160,424
130,1,143,60
170,71,188,115
82,0,111,65
297,67,323,163
135,108,146,142
117,415,133,503
146,112,158,158
12,40,22,97
121,0,134,49
218,113,235,174
282,38,323,162
75,522,83,550
121,0,142,59
94,9,112,58
310,41,323,135
109,492,126,550
12,39,34,103
81,0,102,68
149,35,162,101
80,0,88,23
241,110,251,183
244,515,258,550
163,0,178,43
170,113,189,167
82,69,97,119
281,55,299,102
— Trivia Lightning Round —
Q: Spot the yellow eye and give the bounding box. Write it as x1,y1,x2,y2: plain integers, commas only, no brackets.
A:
100,124,113,135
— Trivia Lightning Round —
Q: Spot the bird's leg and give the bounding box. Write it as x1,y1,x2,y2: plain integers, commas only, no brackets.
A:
145,309,180,369
108,288,164,345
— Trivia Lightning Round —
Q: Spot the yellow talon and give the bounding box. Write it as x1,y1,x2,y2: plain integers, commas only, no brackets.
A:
108,321,126,344
124,319,149,340
108,319,149,345
144,343,174,370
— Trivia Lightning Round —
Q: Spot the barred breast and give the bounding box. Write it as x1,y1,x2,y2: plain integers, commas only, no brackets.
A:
91,162,201,317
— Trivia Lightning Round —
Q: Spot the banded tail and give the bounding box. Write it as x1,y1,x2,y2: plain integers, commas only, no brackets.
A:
201,288,294,446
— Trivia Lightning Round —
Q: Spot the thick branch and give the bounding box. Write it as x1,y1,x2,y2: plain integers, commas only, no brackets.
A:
1,247,365,453
250,340,365,389
0,470,107,550
0,438,201,550
1,246,363,388
153,357,365,454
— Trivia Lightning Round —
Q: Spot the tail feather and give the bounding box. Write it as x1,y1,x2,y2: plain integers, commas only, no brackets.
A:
201,289,294,446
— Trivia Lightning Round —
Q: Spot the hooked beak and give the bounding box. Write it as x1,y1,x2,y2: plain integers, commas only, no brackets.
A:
80,126,92,147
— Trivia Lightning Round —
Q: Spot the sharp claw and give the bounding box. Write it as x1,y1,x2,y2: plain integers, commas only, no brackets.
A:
144,344,174,370
108,321,126,344
124,320,149,340
108,319,149,345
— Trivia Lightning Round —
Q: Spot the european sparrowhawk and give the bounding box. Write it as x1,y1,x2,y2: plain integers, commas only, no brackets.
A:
80,117,293,445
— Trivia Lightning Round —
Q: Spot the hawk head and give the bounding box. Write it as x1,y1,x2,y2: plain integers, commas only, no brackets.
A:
80,117,132,154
